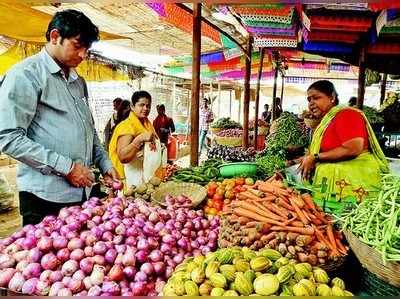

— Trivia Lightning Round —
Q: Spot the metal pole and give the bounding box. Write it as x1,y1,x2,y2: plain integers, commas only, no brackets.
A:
243,37,252,148
280,73,284,104
254,47,265,147
218,83,221,118
357,47,366,109
190,3,201,167
271,66,279,122
229,89,232,118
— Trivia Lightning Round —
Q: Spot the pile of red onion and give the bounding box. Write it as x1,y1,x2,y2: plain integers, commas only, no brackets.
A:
0,196,219,296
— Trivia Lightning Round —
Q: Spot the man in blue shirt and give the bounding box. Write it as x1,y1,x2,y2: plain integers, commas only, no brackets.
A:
0,10,118,224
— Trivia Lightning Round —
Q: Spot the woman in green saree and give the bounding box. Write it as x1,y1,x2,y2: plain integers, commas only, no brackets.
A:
299,80,389,202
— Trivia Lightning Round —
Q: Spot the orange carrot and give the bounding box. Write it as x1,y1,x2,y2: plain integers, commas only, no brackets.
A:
233,207,285,226
277,197,295,211
261,232,277,242
289,197,309,225
258,182,289,197
326,224,339,255
239,201,284,221
268,203,290,219
335,237,347,255
307,213,323,225
301,193,317,211
239,191,263,202
289,220,305,227
269,225,315,235
313,225,335,252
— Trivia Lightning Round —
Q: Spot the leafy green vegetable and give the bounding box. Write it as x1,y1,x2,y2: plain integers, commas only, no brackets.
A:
211,118,242,129
362,106,384,124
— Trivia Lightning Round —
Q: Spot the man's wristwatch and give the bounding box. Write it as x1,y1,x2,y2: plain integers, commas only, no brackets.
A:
313,153,320,162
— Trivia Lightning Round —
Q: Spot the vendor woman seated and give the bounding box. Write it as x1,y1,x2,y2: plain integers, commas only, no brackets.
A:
298,80,389,201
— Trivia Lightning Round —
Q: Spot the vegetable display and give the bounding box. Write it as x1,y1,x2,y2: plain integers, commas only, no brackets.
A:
162,247,353,296
362,106,384,125
211,118,242,130
208,145,256,162
255,151,286,179
215,128,243,138
341,174,400,263
123,176,163,201
219,176,348,266
171,159,223,185
0,195,219,296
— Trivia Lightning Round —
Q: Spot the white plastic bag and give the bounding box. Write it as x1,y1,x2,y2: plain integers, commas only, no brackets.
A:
143,139,166,183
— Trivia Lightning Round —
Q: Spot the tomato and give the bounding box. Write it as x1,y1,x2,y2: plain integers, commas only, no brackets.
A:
213,200,223,211
245,177,255,185
235,177,245,186
213,194,224,201
206,198,214,207
207,189,215,198
234,186,242,193
208,208,218,216
208,182,218,191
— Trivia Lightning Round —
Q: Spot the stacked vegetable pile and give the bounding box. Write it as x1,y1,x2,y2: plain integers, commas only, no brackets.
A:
208,145,256,162
171,158,223,185
342,174,400,263
0,196,219,296
123,176,163,201
219,177,348,266
162,247,353,296
210,118,242,130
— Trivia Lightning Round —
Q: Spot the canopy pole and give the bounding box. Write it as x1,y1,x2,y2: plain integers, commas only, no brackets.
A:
243,37,252,148
271,52,279,122
218,83,221,118
280,73,285,104
229,89,232,118
254,47,265,145
357,47,366,109
190,3,201,167
380,73,388,105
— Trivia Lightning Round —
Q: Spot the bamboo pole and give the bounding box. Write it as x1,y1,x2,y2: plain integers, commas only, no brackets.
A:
271,65,279,122
190,3,201,167
357,47,366,109
229,89,232,118
254,47,265,146
243,37,252,148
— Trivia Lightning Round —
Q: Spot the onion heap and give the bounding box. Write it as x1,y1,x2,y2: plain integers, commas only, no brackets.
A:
0,196,220,296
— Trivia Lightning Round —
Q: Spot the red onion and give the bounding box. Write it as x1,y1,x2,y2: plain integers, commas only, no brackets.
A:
39,270,52,282
52,236,67,250
135,250,147,264
82,246,93,257
22,236,37,250
35,280,50,295
153,262,166,275
160,243,171,254
0,268,16,287
201,246,211,255
61,260,79,277
92,255,105,266
5,243,21,255
41,253,59,270
134,271,147,282
181,228,191,237
136,238,149,250
22,278,38,295
112,180,123,191
140,262,154,275
123,208,135,218
123,266,136,280
149,250,163,262
22,263,41,279
68,278,83,293
131,281,146,296
125,236,136,246
93,241,107,255
13,250,28,262
78,257,93,274
49,270,62,283
165,266,174,278
122,248,136,266
102,281,120,296
83,276,93,290
68,238,83,251
125,227,138,237
88,285,101,296
115,244,126,254
134,219,145,228
197,236,207,245
173,253,184,265
69,248,84,261
8,272,25,292
102,231,113,242
109,264,124,281
148,212,160,223
115,223,126,235
103,248,116,264
56,248,70,262
104,221,116,232
90,265,105,286
16,260,29,272
113,235,124,245
48,281,63,296
72,270,85,281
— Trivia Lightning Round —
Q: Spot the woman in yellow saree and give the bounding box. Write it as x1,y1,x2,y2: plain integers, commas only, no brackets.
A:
108,91,156,186
299,80,389,202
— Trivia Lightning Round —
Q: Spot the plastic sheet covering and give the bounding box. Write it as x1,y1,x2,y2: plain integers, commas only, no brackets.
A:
0,0,122,43
0,42,129,81
302,41,354,54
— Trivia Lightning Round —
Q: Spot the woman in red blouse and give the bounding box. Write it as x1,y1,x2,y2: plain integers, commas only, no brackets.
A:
299,80,388,202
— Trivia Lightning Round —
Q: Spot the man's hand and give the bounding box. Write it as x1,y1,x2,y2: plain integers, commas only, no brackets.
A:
66,163,95,188
103,167,120,187
297,154,316,181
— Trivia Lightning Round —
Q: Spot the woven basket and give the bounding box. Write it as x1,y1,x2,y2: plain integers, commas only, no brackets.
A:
215,136,242,147
151,181,206,208
360,267,400,296
304,117,320,129
320,255,347,273
344,229,400,288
